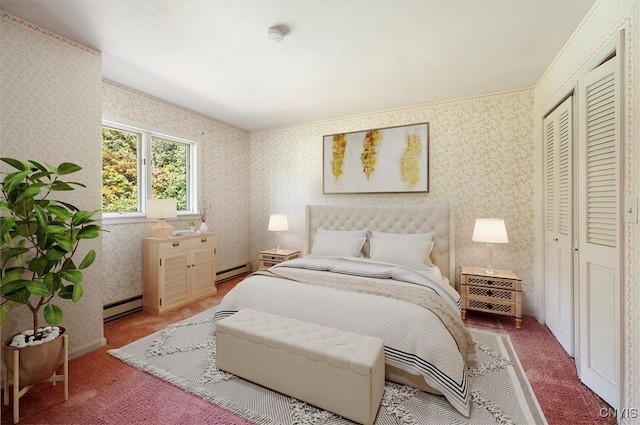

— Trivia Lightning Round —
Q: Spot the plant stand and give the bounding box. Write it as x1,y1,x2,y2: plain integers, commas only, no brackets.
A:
2,334,68,424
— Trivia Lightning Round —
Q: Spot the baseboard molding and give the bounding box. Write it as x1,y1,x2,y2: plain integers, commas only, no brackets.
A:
216,263,251,282
103,263,251,322
103,296,143,322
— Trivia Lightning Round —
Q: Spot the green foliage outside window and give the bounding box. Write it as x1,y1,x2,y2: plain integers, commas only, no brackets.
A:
102,127,138,213
151,137,187,210
102,127,189,213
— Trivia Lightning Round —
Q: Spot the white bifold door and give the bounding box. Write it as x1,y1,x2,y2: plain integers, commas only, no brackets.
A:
577,54,622,409
544,96,574,356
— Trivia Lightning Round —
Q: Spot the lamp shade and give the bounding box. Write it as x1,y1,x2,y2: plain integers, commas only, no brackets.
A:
472,218,509,244
146,199,177,219
268,214,289,232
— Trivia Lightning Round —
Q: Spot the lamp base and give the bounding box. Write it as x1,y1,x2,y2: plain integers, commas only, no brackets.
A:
151,219,173,238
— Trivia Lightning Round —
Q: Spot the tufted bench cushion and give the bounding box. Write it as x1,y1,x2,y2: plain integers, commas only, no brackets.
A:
215,308,385,425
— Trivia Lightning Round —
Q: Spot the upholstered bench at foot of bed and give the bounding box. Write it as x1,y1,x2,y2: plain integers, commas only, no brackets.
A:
215,308,385,425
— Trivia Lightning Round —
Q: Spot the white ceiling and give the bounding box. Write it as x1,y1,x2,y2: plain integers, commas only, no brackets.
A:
2,0,596,132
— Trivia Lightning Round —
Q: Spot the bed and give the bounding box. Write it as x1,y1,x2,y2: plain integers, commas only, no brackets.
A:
213,204,473,416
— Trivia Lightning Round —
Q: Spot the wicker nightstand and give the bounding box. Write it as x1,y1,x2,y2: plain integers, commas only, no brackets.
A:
258,249,301,270
458,266,522,329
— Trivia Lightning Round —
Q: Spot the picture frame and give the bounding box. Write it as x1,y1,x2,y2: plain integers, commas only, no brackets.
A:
323,122,429,194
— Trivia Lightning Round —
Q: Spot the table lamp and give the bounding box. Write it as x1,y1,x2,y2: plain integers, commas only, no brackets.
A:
472,218,509,274
147,199,177,238
268,214,289,253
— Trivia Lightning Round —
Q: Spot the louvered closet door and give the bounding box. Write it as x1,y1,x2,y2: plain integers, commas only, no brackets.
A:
543,96,574,356
577,57,621,408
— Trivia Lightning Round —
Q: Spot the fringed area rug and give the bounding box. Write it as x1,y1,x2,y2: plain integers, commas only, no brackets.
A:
108,308,547,425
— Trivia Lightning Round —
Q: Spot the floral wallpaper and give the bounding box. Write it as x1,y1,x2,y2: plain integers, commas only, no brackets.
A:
101,80,251,305
249,89,537,311
0,12,105,356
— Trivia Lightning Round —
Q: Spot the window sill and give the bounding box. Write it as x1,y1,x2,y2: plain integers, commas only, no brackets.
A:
101,213,201,226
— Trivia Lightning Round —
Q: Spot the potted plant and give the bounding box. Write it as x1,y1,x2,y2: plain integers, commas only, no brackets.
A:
0,158,101,387
188,220,196,233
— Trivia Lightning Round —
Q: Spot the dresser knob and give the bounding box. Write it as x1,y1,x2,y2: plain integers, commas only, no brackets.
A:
486,303,493,310
486,280,494,285
487,290,493,296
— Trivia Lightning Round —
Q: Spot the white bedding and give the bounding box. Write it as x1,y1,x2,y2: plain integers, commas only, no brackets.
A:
213,256,473,416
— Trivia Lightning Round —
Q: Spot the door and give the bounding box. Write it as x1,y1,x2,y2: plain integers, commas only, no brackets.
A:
544,96,574,355
577,55,622,408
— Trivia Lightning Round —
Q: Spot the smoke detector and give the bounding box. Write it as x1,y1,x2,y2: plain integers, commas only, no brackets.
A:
266,26,284,43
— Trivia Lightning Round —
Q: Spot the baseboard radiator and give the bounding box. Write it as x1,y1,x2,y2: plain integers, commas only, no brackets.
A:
103,263,251,322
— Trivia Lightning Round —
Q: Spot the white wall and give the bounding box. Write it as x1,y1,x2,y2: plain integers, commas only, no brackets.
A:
0,12,105,355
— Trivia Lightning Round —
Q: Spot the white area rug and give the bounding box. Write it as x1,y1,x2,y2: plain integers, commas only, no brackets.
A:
108,308,547,425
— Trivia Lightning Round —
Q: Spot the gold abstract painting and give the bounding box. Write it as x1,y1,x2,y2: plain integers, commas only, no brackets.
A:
323,123,429,193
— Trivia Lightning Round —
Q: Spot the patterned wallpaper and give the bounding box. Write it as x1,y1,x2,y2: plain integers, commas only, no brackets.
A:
534,1,639,417
249,89,537,311
101,80,251,305
0,12,105,356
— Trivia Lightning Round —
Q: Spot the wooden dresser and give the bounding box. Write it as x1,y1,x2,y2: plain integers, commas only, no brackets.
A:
459,265,522,329
142,233,216,314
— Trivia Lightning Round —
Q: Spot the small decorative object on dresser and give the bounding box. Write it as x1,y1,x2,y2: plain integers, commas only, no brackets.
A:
142,233,216,314
258,248,301,270
459,265,522,329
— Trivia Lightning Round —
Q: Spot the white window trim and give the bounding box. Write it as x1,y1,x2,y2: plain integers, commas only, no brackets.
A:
101,114,201,224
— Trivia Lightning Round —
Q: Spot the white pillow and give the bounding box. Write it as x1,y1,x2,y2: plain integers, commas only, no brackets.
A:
311,234,366,257
317,228,368,237
371,230,434,241
369,238,434,270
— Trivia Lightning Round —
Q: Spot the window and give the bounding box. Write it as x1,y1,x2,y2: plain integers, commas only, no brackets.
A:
101,120,198,219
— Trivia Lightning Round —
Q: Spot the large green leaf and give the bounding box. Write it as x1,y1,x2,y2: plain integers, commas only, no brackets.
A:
0,199,9,211
60,269,83,284
57,284,74,299
71,210,96,226
26,279,53,297
14,185,41,204
78,250,96,270
57,162,82,175
15,221,38,237
47,204,72,220
0,278,29,295
51,235,73,252
1,267,25,283
27,160,48,173
77,225,101,240
43,304,63,325
1,158,27,171
33,203,48,228
2,287,29,303
0,246,29,263
3,170,30,194
72,281,83,302
28,256,49,275
45,246,67,262
44,224,67,234
0,216,16,240
50,181,74,191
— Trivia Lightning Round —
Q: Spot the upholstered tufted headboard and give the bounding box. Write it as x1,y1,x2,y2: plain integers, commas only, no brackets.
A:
305,205,455,284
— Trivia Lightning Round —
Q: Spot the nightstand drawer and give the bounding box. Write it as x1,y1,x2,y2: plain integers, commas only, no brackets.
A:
465,285,517,303
462,275,520,291
466,299,516,316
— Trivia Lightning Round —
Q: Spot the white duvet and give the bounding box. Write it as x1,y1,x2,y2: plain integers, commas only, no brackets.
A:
213,256,473,416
